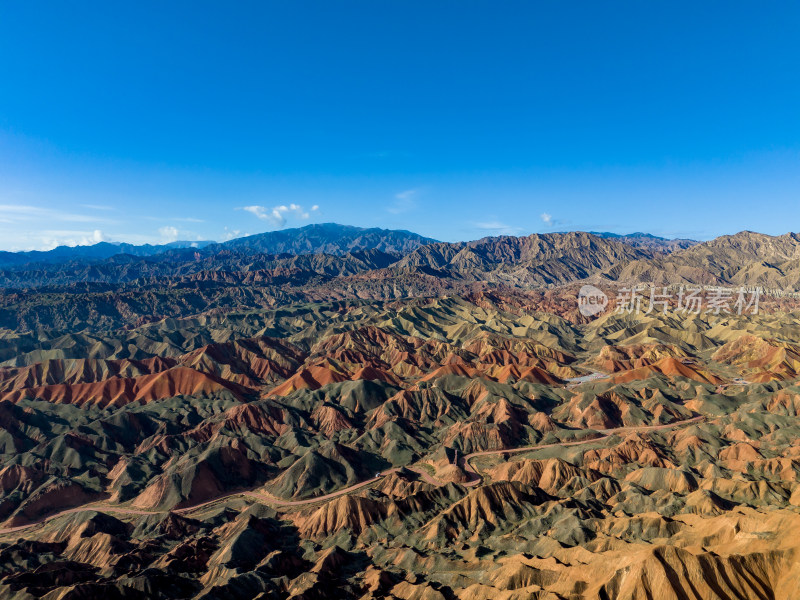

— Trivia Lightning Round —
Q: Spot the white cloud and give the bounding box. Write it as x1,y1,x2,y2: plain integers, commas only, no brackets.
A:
143,216,206,223
80,204,114,211
240,203,316,227
158,226,179,243
0,204,115,224
39,229,105,250
0,204,118,249
475,221,524,236
387,189,419,214
540,212,553,225
222,227,242,241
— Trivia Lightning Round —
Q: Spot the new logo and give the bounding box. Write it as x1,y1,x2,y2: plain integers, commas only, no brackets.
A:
577,285,608,317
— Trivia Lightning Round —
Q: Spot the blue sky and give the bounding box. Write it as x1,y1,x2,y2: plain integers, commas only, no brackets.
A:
1,1,799,250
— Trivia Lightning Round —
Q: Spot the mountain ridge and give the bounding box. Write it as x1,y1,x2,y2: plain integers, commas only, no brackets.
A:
0,223,437,270
0,224,703,270
0,240,215,268
1,230,800,598
217,222,438,255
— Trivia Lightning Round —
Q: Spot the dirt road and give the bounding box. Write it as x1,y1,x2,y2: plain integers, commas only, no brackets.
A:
0,415,704,534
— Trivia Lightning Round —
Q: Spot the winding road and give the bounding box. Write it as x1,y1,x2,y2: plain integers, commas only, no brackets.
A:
461,415,704,483
0,415,704,535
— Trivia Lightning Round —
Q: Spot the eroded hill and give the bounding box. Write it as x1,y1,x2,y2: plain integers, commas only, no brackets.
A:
1,290,800,598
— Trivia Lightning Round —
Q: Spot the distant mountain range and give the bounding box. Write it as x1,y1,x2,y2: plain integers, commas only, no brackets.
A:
607,230,800,288
0,224,436,269
218,223,438,255
0,223,698,270
1,225,798,303
0,240,215,268
589,232,697,252
394,232,654,286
